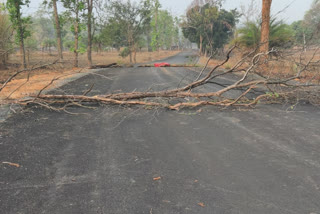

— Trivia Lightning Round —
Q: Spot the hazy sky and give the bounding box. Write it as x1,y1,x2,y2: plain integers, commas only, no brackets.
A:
158,0,314,23
21,0,314,23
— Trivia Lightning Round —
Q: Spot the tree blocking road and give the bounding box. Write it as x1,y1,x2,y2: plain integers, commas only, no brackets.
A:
1,52,320,213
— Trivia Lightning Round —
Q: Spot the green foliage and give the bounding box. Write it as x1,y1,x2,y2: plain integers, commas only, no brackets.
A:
151,10,178,50
296,0,320,45
42,38,56,48
6,0,32,44
136,37,147,50
0,7,13,65
290,21,312,45
31,10,56,49
234,19,294,49
25,37,38,50
100,19,126,49
234,21,260,47
266,92,280,98
119,47,131,58
106,0,152,60
64,39,86,53
182,3,239,52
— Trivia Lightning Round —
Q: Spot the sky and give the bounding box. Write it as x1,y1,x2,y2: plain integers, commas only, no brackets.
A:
11,0,315,24
159,0,314,23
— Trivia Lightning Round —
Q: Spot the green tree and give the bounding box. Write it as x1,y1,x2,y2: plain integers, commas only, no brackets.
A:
108,0,152,63
85,0,93,66
31,10,55,51
182,3,238,55
0,6,12,69
149,0,161,51
299,0,320,46
6,0,31,68
43,0,64,60
291,21,313,51
152,10,179,50
61,0,85,67
100,18,127,50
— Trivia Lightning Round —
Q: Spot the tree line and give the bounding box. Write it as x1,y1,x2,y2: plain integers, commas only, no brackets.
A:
1,0,320,70
0,0,186,69
182,0,320,56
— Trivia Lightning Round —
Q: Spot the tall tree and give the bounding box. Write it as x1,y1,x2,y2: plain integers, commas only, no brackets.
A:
6,0,31,68
108,0,152,63
300,0,320,46
43,0,64,60
182,3,238,55
86,0,93,67
260,0,272,52
62,0,85,67
0,6,12,69
150,0,161,51
52,0,63,60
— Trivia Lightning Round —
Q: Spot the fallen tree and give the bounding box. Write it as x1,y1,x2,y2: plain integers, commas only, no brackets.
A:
1,46,320,112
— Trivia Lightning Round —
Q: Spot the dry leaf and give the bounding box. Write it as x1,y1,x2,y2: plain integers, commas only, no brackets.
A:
198,202,205,207
2,162,20,168
153,177,161,181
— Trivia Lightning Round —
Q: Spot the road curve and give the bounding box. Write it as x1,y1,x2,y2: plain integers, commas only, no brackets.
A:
1,52,320,214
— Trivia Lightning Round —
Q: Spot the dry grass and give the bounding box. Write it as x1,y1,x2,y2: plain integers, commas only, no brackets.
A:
0,50,180,100
199,47,320,83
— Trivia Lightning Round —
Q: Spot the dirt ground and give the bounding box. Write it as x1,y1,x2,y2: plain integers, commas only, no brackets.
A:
0,50,180,101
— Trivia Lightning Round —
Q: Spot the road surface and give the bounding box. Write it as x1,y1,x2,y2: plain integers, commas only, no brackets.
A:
1,52,320,214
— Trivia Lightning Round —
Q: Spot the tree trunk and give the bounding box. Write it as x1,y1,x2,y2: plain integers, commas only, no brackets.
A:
133,43,137,64
74,14,79,67
199,35,203,56
147,33,152,52
303,32,307,52
16,5,26,69
53,0,63,61
129,47,132,63
27,49,30,66
86,0,93,67
260,0,272,53
0,53,6,70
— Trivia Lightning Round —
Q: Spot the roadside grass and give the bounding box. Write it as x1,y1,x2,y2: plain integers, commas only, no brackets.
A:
0,50,180,100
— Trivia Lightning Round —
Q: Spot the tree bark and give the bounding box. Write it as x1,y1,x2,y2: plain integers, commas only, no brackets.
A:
199,35,203,56
86,0,93,67
260,0,272,53
16,4,26,69
303,31,307,52
74,12,79,67
133,43,137,64
53,0,63,61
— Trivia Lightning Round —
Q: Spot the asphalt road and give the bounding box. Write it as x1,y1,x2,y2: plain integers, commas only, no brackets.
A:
1,52,320,214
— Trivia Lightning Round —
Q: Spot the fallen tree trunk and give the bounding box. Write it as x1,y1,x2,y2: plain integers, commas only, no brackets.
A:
89,63,118,69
